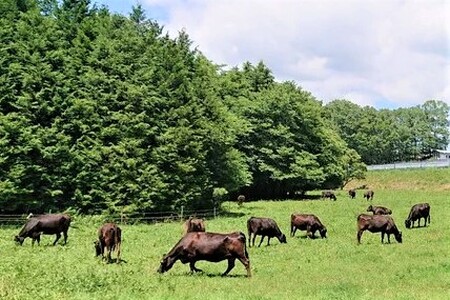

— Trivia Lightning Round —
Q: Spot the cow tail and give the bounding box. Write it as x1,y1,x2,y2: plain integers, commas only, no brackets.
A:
239,232,249,259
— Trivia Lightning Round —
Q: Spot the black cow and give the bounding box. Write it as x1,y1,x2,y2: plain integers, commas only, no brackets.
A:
15,214,71,246
405,203,431,229
321,190,337,201
94,223,122,263
158,231,251,277
363,190,374,200
367,205,392,215
357,214,402,244
247,217,287,247
290,213,327,239
348,189,356,199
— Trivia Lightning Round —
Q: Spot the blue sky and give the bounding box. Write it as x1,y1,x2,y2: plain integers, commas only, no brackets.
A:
93,0,449,109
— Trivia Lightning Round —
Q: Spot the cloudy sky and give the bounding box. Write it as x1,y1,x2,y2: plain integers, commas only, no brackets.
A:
94,0,449,109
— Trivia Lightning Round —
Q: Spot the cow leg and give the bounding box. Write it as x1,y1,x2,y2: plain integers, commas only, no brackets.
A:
258,236,265,247
53,233,61,246
237,256,251,277
418,219,421,227
291,227,297,237
381,232,385,243
222,258,236,276
252,234,257,247
63,230,68,245
189,261,202,273
387,233,391,243
267,237,271,246
357,230,363,244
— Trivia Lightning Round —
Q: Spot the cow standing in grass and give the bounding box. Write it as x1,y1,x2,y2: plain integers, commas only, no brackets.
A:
405,203,431,229
363,190,374,200
321,190,337,201
357,214,402,244
94,223,122,263
247,217,287,247
367,205,392,215
290,213,327,239
15,214,71,246
158,231,251,277
183,217,206,234
348,189,356,199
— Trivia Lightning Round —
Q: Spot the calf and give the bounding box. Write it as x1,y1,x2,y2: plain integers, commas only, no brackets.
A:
348,189,356,199
290,213,327,239
367,205,392,215
357,214,402,244
363,190,374,200
247,217,287,247
14,214,71,246
94,223,122,263
158,231,251,277
405,203,431,229
183,217,206,234
237,195,246,206
321,190,337,201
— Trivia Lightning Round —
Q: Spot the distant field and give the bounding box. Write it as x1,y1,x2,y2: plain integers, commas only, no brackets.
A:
1,169,449,299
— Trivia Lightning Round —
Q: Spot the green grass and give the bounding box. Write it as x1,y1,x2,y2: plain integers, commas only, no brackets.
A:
1,169,450,299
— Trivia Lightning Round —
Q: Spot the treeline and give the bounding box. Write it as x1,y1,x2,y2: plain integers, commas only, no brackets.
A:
0,1,445,214
324,100,449,165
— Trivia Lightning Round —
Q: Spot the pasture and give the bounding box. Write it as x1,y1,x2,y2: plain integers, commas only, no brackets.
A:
1,169,450,299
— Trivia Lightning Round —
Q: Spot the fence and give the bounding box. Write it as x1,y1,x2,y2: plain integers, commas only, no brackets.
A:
367,158,450,171
0,206,221,226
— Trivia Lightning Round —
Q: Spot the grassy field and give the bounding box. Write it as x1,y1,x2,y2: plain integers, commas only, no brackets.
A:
1,168,449,299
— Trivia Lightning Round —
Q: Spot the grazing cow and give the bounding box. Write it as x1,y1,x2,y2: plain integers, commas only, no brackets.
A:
405,203,431,229
290,213,327,239
348,189,356,199
237,195,246,206
14,214,71,246
357,214,402,244
183,217,206,234
321,190,337,201
367,205,392,215
158,231,251,277
363,190,374,200
94,223,122,263
247,217,287,247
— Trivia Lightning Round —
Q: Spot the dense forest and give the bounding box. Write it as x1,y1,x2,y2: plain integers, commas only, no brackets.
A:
0,0,448,214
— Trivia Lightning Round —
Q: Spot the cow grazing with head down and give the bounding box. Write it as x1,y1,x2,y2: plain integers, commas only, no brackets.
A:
158,231,251,277
357,214,402,244
290,213,327,239
367,205,392,215
405,203,430,229
321,190,336,201
247,217,287,247
348,189,356,199
14,214,71,246
94,223,122,263
183,217,206,234
363,190,374,200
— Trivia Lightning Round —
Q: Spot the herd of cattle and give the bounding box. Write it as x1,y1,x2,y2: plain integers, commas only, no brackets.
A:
13,190,431,277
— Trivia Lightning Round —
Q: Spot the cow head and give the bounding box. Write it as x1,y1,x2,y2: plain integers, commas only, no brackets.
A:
279,233,287,243
158,254,176,273
94,241,102,256
14,235,25,245
395,231,403,243
366,205,373,212
320,227,327,238
405,219,412,229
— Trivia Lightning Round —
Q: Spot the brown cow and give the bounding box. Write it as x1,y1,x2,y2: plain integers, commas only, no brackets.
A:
237,195,246,206
14,214,71,246
363,190,374,200
357,214,402,244
94,223,122,263
405,203,431,229
367,205,392,215
290,213,327,239
348,189,356,199
183,218,206,234
321,190,337,201
158,231,251,277
247,217,287,247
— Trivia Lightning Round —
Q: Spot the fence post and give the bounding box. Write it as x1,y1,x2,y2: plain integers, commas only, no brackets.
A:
180,206,184,221
120,208,124,225
213,206,217,219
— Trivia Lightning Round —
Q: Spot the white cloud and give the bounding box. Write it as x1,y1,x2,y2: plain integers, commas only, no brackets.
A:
143,0,450,108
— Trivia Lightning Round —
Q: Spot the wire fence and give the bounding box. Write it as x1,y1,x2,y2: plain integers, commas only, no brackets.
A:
0,206,222,226
367,159,450,171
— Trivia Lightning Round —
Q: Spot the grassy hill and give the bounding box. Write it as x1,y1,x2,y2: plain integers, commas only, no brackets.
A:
347,167,450,191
